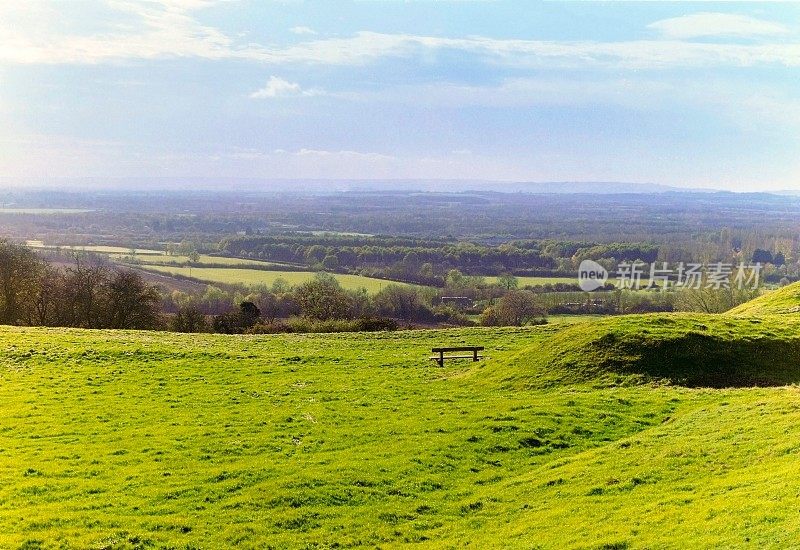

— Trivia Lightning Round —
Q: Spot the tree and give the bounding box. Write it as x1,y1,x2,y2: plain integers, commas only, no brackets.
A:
496,273,519,290
255,292,280,323
200,285,231,314
445,269,467,289
212,311,241,334
402,251,420,271
479,305,501,326
239,301,261,328
419,263,435,280
294,273,352,320
374,284,421,322
0,240,44,325
494,291,545,326
105,270,162,329
675,287,759,314
171,305,208,333
271,277,292,295
752,249,774,264
321,254,339,271
28,265,62,326
62,259,111,329
305,245,327,264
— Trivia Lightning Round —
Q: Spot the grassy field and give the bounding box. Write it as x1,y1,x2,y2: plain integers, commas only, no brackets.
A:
485,275,577,287
5,288,800,547
728,282,800,316
141,265,410,293
112,253,301,268
546,314,608,325
27,242,163,255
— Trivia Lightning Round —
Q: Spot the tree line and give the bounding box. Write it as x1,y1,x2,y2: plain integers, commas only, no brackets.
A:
1,240,160,329
218,234,662,284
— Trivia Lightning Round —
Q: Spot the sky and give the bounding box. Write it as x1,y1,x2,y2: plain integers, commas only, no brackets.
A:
0,0,799,191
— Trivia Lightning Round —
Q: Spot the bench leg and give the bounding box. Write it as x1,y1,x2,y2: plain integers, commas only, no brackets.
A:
438,352,444,367
473,350,478,361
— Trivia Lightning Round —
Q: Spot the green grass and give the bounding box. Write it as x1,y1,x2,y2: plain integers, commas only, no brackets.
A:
27,242,163,255
112,253,301,268
141,265,411,293
5,289,800,547
546,314,608,325
486,275,578,287
728,282,800,316
500,313,800,388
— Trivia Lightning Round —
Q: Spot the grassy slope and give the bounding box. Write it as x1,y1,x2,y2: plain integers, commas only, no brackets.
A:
4,308,800,548
729,281,800,316
498,313,800,388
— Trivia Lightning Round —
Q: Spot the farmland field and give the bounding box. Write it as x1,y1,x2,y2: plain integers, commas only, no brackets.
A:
485,275,578,287
113,253,301,268
27,242,163,255
4,283,800,547
141,265,412,293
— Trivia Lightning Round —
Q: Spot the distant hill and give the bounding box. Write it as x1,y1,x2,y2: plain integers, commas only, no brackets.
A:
0,176,715,194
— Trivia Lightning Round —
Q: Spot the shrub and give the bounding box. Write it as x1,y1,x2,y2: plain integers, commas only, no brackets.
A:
246,316,398,334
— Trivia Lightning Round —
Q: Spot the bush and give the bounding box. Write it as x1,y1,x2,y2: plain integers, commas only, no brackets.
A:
246,316,398,334
432,304,474,326
171,305,208,333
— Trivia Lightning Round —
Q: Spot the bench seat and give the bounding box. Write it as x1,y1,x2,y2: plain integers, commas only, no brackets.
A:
430,346,485,366
429,354,483,361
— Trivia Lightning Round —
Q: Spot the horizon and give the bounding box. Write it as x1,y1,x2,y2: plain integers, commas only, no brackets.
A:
1,1,799,191
3,177,800,196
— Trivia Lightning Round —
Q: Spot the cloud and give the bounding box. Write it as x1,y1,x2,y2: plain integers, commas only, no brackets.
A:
226,147,394,162
293,148,395,161
2,3,800,69
289,26,317,36
648,12,789,40
249,76,323,98
0,0,236,64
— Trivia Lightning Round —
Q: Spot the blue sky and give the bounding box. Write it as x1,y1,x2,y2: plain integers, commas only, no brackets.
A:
1,1,799,190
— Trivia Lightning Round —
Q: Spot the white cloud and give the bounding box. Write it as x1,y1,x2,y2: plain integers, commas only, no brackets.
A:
2,3,800,69
290,26,317,36
249,76,323,98
648,12,789,40
294,148,395,161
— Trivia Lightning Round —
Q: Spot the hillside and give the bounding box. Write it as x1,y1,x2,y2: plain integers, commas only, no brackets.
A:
729,281,800,316
4,303,800,547
497,313,800,388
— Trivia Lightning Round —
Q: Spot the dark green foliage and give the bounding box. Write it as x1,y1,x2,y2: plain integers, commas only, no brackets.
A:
171,305,208,333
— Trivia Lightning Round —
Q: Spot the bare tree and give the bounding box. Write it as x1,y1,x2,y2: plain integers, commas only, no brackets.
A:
105,270,162,329
0,240,44,325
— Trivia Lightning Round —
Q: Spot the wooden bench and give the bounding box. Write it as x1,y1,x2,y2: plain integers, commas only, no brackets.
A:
430,346,484,367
